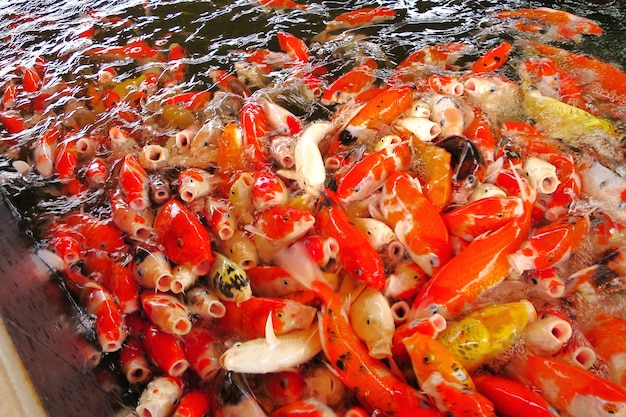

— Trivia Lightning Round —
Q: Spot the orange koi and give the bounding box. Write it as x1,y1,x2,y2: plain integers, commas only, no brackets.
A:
335,137,413,203
216,122,247,172
495,7,602,42
0,110,25,134
62,212,127,255
403,331,496,416
298,235,338,267
164,90,212,111
321,58,378,106
473,374,558,417
256,0,307,10
411,179,534,319
89,39,161,60
342,84,415,140
507,355,626,417
393,42,471,77
380,171,452,276
428,74,464,96
508,211,589,274
261,370,305,408
316,193,386,290
442,195,524,241
240,100,272,168
273,243,441,417
391,314,447,364
16,65,42,93
411,139,452,211
153,198,215,275
167,43,188,83
326,7,396,31
118,153,150,211
584,315,626,388
246,265,307,298
214,296,317,340
471,42,512,73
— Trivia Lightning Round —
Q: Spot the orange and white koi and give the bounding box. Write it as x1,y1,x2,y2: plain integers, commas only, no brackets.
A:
380,171,452,276
277,121,330,198
507,355,626,417
392,42,471,83
204,197,238,241
110,188,154,243
316,194,386,290
118,153,150,211
321,58,378,106
277,31,309,63
178,168,216,203
247,265,307,298
508,211,589,274
259,98,303,136
403,331,496,417
141,292,192,337
495,7,602,43
256,0,307,11
410,177,534,319
216,296,317,340
270,398,336,417
32,125,60,178
335,136,412,203
119,336,152,384
269,135,296,169
442,196,524,241
65,267,127,353
135,376,184,417
298,235,339,267
153,198,214,275
273,243,441,417
325,7,396,31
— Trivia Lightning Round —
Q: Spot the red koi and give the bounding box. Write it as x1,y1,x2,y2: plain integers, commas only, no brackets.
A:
0,110,25,134
173,390,211,417
256,0,307,10
165,90,212,111
251,170,289,211
471,42,512,73
473,374,558,417
153,198,214,275
89,39,160,60
16,65,42,93
183,325,222,381
240,100,272,168
316,194,386,290
63,212,127,254
118,153,150,211
277,31,309,63
119,337,152,384
143,324,189,377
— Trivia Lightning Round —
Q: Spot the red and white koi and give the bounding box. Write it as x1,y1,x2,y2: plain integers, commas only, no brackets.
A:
135,376,184,417
183,325,222,381
335,136,412,203
321,58,378,106
251,170,289,211
143,324,190,377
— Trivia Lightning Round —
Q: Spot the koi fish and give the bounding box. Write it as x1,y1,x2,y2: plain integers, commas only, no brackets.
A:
208,253,252,304
403,331,496,416
584,314,626,388
316,193,386,290
507,355,626,417
471,42,512,73
335,136,412,203
118,153,150,211
141,292,192,336
321,58,378,106
495,7,602,42
273,242,441,417
380,171,452,276
153,198,214,275
438,300,537,370
219,314,321,374
410,178,534,319
256,0,308,10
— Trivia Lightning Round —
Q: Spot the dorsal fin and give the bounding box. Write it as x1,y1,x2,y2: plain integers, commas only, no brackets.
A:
265,312,278,347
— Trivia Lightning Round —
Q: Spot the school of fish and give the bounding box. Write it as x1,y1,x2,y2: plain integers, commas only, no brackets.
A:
1,2,626,417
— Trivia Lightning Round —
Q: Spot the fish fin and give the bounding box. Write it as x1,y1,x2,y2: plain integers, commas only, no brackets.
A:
265,312,278,346
276,169,298,180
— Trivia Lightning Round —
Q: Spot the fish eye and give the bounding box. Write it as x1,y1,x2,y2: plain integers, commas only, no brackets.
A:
489,85,497,93
423,352,436,364
276,312,283,318
354,268,363,276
